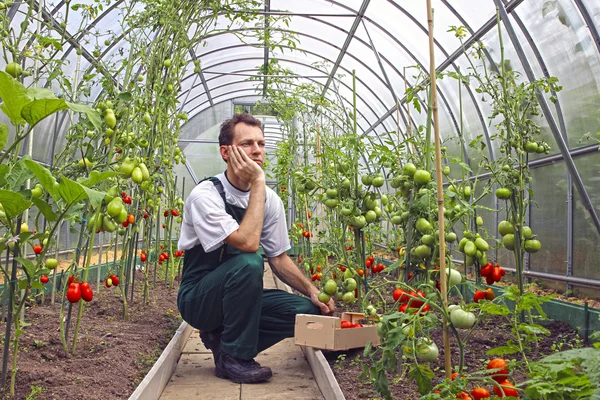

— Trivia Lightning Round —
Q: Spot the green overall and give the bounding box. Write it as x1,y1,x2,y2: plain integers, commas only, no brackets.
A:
177,177,320,360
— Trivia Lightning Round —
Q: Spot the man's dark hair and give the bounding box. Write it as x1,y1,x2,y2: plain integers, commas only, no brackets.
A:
219,114,263,146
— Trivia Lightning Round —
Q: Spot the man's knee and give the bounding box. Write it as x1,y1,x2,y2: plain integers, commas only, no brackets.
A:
295,296,321,316
230,253,265,279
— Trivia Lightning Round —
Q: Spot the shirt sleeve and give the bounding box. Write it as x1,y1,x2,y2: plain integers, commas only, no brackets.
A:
188,183,240,253
260,190,291,258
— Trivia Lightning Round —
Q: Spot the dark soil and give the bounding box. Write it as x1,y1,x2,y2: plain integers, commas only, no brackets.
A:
324,297,585,400
0,276,181,400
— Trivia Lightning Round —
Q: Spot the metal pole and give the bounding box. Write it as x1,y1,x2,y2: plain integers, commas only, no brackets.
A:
493,0,600,238
2,218,21,386
97,232,103,290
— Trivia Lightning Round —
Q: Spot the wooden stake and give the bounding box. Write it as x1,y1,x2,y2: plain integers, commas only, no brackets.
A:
426,0,452,379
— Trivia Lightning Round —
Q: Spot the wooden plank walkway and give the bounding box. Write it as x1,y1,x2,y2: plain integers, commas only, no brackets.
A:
159,266,323,400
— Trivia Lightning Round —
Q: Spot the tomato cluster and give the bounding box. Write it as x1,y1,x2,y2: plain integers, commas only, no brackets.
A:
393,288,430,314
66,280,94,303
302,230,312,238
104,274,119,288
480,262,505,285
340,320,363,329
120,190,132,205
473,288,495,303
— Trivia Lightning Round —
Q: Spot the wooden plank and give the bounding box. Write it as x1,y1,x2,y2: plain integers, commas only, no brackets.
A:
129,321,194,400
270,274,345,400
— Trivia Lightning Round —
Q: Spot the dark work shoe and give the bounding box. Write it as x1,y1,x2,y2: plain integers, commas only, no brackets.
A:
215,352,273,383
199,329,221,366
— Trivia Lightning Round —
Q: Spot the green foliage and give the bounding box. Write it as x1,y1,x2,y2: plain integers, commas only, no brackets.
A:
524,347,600,399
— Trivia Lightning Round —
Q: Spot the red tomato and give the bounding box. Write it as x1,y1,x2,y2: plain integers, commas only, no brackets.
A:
487,358,509,382
171,209,179,216
474,290,487,303
40,275,49,284
311,274,318,282
164,210,169,217
307,212,312,218
122,221,129,228
127,214,135,224
470,387,491,399
357,269,364,276
340,320,352,329
105,277,112,288
33,245,43,254
67,282,81,303
80,282,93,302
159,254,165,262
399,303,408,313
492,267,503,282
121,191,127,198
143,213,149,219
67,275,75,286
393,288,406,302
480,263,493,277
493,380,518,397
485,288,495,300
140,252,147,262
485,275,495,285
110,275,119,287
456,392,472,400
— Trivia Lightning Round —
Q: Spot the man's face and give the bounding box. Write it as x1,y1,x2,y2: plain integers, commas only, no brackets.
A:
223,122,265,167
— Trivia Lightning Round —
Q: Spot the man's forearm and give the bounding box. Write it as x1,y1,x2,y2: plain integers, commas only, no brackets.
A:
269,254,317,297
238,180,266,247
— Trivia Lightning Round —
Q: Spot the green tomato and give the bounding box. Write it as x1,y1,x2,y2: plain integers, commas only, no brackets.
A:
415,218,432,234
474,237,489,252
421,234,435,246
131,167,143,183
371,176,385,187
349,215,366,228
78,158,92,170
365,210,377,223
525,142,538,153
5,62,22,77
524,239,541,253
324,198,338,209
116,207,128,224
463,240,477,256
445,268,462,287
413,169,431,185
476,216,484,227
20,222,29,233
361,174,373,186
317,292,331,303
503,234,515,250
463,185,472,199
120,157,136,177
343,278,357,292
342,291,355,304
45,258,58,269
414,244,431,259
326,188,338,198
415,338,438,362
101,216,118,233
521,226,533,239
442,165,451,176
498,220,515,236
107,197,124,218
324,279,338,295
403,163,417,177
445,232,457,243
391,215,402,225
104,111,117,129
163,58,172,68
31,184,43,198
381,194,388,205
495,187,512,200
450,308,476,329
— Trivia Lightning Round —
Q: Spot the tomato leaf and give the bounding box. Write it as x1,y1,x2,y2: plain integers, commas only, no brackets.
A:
80,185,106,209
0,164,8,187
8,155,34,191
15,257,36,279
0,189,32,217
24,159,60,202
118,92,133,101
57,175,88,205
409,363,434,395
66,102,102,130
0,70,30,125
79,170,119,188
0,123,8,151
31,197,57,222
487,343,520,356
20,98,69,127
30,281,44,290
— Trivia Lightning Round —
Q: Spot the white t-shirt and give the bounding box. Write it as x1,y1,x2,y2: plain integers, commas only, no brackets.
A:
178,172,291,258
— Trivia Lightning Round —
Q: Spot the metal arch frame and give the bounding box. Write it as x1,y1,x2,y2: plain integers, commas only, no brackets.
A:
179,51,391,132
182,77,375,134
509,7,575,287
188,48,213,107
180,29,398,120
573,0,600,54
362,0,527,135
362,4,494,165
493,0,600,239
320,0,370,98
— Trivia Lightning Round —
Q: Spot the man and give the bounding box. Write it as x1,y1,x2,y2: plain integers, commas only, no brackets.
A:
177,114,334,384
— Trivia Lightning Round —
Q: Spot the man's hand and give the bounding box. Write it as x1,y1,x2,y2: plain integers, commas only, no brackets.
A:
227,145,264,185
309,288,335,315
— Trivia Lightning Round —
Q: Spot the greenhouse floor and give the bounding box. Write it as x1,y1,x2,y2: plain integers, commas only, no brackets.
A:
159,267,323,400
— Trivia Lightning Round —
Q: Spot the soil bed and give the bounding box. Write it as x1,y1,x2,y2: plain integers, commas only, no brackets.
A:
1,275,181,400
323,285,586,400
